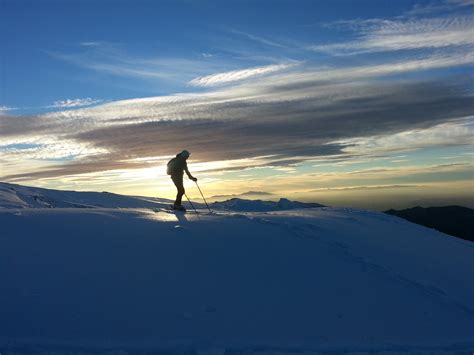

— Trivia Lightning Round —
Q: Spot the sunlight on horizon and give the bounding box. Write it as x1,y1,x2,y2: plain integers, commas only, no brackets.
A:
1,0,473,211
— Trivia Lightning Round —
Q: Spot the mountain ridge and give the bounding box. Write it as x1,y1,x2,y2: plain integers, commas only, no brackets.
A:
0,182,324,212
385,205,474,242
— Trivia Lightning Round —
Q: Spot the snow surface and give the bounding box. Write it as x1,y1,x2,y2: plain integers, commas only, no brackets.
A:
0,182,473,354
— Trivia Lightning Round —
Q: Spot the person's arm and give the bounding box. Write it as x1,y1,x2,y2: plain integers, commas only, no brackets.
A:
184,162,197,181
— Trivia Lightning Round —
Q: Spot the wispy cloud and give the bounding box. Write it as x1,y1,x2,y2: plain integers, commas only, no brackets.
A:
310,15,474,55
79,41,103,47
189,63,297,87
51,98,103,108
448,0,474,7
0,106,17,115
343,162,472,178
335,118,474,156
229,29,288,48
265,52,474,88
48,44,228,85
407,0,474,15
310,184,425,192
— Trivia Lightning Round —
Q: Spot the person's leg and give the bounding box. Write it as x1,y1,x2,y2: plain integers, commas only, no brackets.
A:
171,176,185,206
175,184,184,205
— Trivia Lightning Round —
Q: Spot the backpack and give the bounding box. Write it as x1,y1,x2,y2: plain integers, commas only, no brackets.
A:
166,157,178,175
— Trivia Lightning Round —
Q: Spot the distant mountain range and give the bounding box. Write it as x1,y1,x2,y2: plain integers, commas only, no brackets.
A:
384,206,474,242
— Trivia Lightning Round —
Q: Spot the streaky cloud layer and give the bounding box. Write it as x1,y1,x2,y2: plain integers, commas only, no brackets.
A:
310,15,474,55
189,63,297,87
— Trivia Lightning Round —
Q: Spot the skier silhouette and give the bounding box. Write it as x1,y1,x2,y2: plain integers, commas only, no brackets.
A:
166,150,197,211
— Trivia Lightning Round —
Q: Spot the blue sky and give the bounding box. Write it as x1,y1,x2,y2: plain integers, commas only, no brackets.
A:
4,0,468,111
1,0,473,209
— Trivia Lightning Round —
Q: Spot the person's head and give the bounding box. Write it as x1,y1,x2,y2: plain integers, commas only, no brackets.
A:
179,150,190,159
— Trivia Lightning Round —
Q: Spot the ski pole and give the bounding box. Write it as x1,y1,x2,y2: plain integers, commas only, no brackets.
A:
195,181,212,213
184,193,199,217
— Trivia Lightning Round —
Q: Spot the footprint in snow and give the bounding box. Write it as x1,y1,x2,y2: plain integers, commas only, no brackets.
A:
203,305,217,313
180,312,193,320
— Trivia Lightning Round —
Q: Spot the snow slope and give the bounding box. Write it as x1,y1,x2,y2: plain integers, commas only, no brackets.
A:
0,183,473,354
0,182,170,209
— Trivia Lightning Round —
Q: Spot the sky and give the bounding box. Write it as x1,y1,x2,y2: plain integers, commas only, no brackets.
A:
1,0,473,210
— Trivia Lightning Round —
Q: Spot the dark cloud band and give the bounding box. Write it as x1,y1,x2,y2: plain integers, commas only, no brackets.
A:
1,75,473,181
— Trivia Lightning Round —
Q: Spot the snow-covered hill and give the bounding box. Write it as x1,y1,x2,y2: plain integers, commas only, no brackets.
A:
0,182,320,212
0,182,170,209
0,183,473,354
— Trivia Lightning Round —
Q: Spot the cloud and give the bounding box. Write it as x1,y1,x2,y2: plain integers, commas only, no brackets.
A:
2,38,473,183
448,0,474,6
38,52,474,126
47,45,227,85
407,0,474,15
228,29,287,48
297,162,474,197
80,42,103,47
210,191,274,200
0,106,17,115
310,184,425,192
0,137,106,161
51,98,103,108
310,15,474,55
189,63,297,87
336,117,474,155
2,73,472,182
267,53,474,89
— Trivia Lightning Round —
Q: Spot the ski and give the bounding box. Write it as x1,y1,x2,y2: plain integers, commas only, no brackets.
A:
152,206,199,214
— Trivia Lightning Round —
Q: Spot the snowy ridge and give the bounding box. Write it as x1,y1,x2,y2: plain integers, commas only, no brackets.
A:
212,197,324,212
0,182,171,209
0,182,322,212
0,183,473,354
